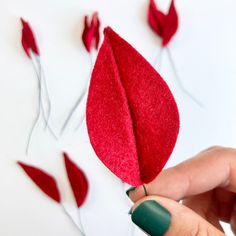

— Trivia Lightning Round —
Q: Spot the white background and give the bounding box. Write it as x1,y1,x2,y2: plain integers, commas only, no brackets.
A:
0,0,235,235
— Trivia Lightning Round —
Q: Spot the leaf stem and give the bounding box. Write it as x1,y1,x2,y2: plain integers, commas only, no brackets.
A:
25,65,41,155
31,55,58,140
35,56,52,129
166,47,204,108
61,53,93,134
61,204,85,236
152,47,163,70
77,209,86,236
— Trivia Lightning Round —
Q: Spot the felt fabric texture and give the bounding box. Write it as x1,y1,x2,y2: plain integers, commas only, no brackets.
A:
82,12,100,53
63,153,88,208
148,0,178,47
18,161,61,203
20,18,39,58
86,27,180,186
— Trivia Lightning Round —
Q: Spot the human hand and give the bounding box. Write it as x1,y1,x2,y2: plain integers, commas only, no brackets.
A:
127,147,236,236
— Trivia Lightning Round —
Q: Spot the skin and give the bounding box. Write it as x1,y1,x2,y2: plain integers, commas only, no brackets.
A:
129,146,236,235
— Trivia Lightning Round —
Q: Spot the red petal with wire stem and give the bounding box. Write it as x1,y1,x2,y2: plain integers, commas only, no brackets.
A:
162,0,178,46
82,12,101,53
20,18,40,58
148,0,166,37
82,16,93,52
18,161,61,203
63,153,88,208
91,12,101,50
86,27,180,186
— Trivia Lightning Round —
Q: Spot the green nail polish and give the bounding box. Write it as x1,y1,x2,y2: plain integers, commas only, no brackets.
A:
131,200,171,236
126,186,136,197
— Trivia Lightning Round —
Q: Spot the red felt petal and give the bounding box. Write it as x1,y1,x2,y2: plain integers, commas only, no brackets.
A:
21,34,31,58
162,0,178,46
148,0,166,37
82,12,100,52
86,27,180,186
63,153,88,208
82,16,92,52
20,18,39,57
18,161,61,203
92,12,100,50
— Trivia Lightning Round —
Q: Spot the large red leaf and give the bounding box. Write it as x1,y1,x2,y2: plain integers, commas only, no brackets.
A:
18,161,61,203
86,27,180,186
63,153,88,208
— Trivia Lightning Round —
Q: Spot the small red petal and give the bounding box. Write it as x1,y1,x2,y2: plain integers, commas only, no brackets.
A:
147,0,166,37
20,18,40,57
81,12,100,53
18,161,61,203
162,0,178,46
21,33,31,58
91,12,101,50
82,16,91,52
63,153,88,208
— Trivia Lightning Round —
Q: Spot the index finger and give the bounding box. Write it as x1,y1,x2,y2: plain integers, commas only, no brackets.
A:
128,146,236,202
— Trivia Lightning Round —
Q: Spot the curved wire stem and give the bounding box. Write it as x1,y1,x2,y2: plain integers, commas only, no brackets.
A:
152,47,163,70
61,53,93,134
166,47,204,108
74,113,85,131
25,62,42,155
61,204,85,236
60,82,87,134
31,57,58,140
77,209,86,236
35,56,52,129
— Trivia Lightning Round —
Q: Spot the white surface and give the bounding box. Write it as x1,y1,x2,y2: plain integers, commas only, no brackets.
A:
0,0,235,235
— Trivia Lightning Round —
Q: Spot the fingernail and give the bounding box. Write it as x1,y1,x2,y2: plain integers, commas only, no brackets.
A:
131,200,171,236
126,186,136,197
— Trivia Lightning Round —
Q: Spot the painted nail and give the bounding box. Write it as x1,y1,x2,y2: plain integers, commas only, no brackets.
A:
126,186,136,197
131,200,171,236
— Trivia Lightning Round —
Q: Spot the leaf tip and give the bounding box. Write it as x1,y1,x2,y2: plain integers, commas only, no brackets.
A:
103,26,113,36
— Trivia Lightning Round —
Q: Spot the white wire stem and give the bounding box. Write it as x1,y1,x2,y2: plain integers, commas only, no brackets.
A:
30,57,58,140
25,63,42,155
73,93,86,131
152,47,163,70
77,208,86,236
35,56,52,129
61,204,85,236
166,47,204,108
60,53,94,134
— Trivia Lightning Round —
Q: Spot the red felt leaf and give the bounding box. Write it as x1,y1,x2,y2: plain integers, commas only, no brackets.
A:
82,12,100,53
20,18,40,58
162,0,178,46
147,0,178,47
18,161,61,203
86,27,180,186
63,153,88,208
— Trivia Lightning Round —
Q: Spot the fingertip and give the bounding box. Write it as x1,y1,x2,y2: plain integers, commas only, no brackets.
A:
127,185,147,202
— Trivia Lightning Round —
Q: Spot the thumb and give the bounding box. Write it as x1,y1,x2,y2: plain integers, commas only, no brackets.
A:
131,196,225,236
